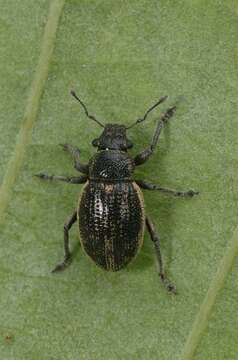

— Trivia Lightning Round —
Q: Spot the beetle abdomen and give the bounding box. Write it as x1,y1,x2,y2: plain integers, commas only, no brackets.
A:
78,181,145,271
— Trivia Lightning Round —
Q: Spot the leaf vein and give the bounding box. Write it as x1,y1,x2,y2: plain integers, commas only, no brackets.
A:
0,0,65,224
181,226,238,359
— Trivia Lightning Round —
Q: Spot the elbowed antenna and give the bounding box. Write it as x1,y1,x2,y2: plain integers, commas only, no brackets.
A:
126,95,168,130
70,90,105,128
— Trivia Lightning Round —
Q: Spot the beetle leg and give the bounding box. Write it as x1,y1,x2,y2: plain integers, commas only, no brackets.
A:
136,180,199,197
145,216,176,294
60,143,89,174
35,173,88,184
52,211,77,273
134,106,176,166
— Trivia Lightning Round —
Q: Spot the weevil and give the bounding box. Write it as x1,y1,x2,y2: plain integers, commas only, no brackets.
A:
35,90,199,293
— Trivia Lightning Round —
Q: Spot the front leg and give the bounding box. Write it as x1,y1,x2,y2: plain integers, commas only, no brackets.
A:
136,180,199,197
60,143,89,174
35,173,88,184
134,106,176,166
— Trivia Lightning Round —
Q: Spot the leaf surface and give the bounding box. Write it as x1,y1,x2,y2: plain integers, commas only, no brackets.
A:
0,1,238,359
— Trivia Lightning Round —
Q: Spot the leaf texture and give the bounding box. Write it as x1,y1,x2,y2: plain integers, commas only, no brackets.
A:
0,1,238,359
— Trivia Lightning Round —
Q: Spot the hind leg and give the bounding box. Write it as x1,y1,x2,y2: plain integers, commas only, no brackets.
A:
52,211,77,273
146,215,176,294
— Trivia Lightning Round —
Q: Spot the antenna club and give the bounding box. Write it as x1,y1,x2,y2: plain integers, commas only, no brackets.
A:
161,95,168,102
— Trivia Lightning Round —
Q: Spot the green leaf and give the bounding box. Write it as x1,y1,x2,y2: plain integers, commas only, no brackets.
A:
0,1,238,359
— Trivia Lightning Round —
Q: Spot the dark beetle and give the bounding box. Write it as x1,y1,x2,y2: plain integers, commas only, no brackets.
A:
36,90,198,293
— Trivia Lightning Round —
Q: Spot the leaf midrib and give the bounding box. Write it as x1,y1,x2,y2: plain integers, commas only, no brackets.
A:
0,2,237,359
0,0,65,224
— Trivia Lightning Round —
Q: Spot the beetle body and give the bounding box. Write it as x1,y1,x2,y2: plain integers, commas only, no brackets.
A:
36,91,198,293
78,150,145,271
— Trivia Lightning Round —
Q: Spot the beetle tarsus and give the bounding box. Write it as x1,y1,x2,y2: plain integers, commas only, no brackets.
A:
162,106,176,123
59,143,67,150
175,190,199,197
34,172,52,180
60,144,81,160
187,190,199,197
60,143,78,153
52,255,72,273
160,273,177,294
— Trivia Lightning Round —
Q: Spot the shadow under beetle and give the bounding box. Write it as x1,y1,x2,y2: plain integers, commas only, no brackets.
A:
35,90,199,294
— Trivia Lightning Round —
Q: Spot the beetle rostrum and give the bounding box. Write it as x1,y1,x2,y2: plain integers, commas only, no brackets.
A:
35,90,199,294
92,124,133,151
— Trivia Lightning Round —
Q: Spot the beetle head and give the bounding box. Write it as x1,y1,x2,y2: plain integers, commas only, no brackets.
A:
71,90,170,150
92,124,133,151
